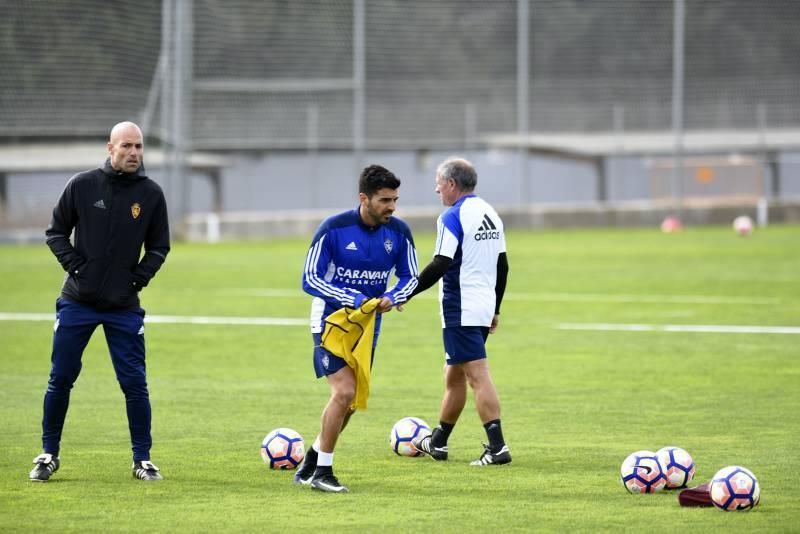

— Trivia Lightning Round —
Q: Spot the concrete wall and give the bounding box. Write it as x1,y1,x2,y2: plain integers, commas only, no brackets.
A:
184,198,800,242
3,149,800,241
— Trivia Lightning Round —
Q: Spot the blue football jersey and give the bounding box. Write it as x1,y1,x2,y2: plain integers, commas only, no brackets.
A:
302,208,419,335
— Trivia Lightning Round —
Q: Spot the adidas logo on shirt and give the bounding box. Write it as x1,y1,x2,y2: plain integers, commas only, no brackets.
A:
345,241,358,251
93,199,106,209
474,214,501,240
477,214,497,231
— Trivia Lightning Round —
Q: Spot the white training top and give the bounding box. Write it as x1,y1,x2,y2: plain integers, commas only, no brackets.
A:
433,195,506,328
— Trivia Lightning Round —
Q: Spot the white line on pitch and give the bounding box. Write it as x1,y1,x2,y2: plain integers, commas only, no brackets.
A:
222,288,781,305
509,293,781,305
0,312,306,327
557,323,800,335
222,288,305,298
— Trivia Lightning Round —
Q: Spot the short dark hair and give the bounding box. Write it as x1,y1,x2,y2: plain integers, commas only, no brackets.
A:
359,164,401,197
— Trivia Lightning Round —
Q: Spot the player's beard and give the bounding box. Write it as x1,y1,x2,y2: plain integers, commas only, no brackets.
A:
363,201,393,225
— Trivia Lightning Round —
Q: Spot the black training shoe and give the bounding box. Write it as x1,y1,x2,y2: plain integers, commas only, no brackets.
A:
411,435,448,461
470,443,512,466
29,454,60,482
310,472,349,493
132,460,163,481
293,452,317,486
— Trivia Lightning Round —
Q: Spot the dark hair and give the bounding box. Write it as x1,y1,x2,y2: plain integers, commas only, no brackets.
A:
359,164,401,197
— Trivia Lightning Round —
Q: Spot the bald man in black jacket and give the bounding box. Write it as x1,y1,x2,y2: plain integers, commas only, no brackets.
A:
30,121,170,482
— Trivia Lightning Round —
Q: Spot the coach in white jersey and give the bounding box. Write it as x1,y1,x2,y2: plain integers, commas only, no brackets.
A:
409,157,511,466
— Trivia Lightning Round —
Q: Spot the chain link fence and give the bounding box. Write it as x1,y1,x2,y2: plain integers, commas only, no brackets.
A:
2,0,799,148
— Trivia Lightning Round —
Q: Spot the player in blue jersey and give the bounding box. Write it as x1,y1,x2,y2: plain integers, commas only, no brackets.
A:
295,164,419,492
409,157,511,466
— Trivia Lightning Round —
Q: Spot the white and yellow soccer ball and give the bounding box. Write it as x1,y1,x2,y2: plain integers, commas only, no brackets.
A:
710,465,761,511
656,446,696,489
390,417,431,457
620,450,668,493
260,427,305,470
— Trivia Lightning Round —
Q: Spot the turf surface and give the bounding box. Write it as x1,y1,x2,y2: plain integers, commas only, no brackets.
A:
1,225,798,531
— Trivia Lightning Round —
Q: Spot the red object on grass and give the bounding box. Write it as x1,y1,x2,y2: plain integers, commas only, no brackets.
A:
678,483,713,507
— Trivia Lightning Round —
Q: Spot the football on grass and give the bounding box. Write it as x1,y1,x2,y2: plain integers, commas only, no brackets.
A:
390,417,431,457
260,427,305,469
620,450,667,493
656,446,696,488
710,465,760,511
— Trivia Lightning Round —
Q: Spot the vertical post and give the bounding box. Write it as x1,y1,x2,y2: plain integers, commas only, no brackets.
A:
757,101,768,197
353,0,366,174
517,0,530,205
671,0,685,216
206,212,221,243
307,104,320,208
160,0,174,200
613,104,625,149
595,158,607,203
464,101,477,152
0,172,7,229
307,105,320,153
140,53,164,139
756,102,768,227
210,170,223,213
172,0,193,235
607,103,625,203
769,151,781,200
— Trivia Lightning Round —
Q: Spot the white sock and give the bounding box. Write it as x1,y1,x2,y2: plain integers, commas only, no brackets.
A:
312,437,321,452
317,451,334,467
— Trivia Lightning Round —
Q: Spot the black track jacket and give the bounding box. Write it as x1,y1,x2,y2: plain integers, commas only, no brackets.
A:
46,158,170,310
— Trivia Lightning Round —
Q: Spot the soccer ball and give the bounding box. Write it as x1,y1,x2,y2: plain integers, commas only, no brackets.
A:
620,450,668,493
660,216,683,233
733,215,754,236
656,446,696,489
260,427,305,469
390,417,431,457
710,465,761,511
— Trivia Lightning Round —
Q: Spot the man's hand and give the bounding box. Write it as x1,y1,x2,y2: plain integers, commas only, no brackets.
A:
68,258,86,278
376,296,394,313
489,314,500,334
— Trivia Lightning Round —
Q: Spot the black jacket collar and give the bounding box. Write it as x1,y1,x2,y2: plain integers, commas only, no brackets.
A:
102,157,147,181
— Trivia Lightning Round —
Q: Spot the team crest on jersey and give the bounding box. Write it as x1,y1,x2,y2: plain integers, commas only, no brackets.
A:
384,239,393,254
131,203,141,219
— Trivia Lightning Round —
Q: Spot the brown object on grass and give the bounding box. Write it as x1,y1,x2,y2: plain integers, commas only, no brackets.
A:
678,483,713,507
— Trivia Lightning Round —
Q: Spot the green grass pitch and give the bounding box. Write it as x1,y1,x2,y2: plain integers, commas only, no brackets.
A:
1,224,799,532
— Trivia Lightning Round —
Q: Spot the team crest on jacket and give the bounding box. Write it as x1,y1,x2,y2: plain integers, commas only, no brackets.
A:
131,203,141,219
384,238,393,254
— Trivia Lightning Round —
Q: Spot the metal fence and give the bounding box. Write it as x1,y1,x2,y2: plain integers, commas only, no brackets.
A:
2,0,800,236
3,0,800,148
